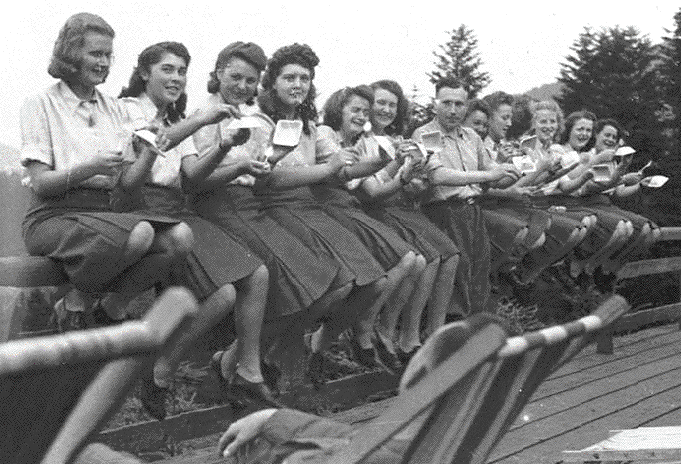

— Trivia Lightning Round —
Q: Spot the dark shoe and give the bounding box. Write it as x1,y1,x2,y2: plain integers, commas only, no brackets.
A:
306,351,327,389
230,373,285,408
92,299,128,327
139,369,168,421
261,361,281,395
348,337,381,370
373,329,402,374
53,297,88,332
396,346,419,366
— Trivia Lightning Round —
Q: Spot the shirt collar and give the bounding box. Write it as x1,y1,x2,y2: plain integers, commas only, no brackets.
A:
431,118,463,139
57,80,102,115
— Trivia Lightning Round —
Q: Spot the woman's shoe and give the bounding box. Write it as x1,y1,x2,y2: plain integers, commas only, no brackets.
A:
347,336,381,370
373,329,402,374
306,351,327,389
52,297,88,332
139,368,168,421
229,372,285,408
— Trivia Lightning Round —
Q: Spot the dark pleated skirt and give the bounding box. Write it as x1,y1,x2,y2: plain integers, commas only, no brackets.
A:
22,188,178,293
189,185,342,318
362,201,459,263
421,198,491,316
310,185,414,269
257,186,386,287
477,197,538,261
124,186,262,301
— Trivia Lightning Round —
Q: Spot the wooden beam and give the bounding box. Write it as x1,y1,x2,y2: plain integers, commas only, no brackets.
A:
617,256,681,280
660,227,681,242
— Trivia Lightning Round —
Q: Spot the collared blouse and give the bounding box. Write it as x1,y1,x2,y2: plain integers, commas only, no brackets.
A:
20,81,134,190
191,94,272,187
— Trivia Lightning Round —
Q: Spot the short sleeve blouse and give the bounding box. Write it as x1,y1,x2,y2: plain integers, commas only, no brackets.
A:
20,81,135,189
191,94,273,186
120,94,196,190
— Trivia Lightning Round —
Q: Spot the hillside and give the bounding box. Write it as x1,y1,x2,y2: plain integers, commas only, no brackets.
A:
523,82,564,101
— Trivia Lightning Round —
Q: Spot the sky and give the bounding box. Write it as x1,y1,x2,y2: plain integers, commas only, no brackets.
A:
0,0,678,149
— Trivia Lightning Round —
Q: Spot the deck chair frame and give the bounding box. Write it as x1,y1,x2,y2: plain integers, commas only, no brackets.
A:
0,287,197,464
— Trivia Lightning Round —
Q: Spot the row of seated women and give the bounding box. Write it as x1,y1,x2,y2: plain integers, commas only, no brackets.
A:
20,12,657,422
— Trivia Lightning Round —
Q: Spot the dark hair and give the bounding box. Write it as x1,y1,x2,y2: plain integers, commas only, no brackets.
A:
465,98,491,119
119,42,190,124
434,76,467,96
48,13,115,80
207,42,267,96
593,118,624,140
559,110,597,148
370,80,408,136
258,43,319,135
322,86,374,132
482,91,514,114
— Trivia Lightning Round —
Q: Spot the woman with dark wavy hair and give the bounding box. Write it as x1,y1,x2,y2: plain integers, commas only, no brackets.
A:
255,44,416,378
118,41,284,416
21,13,187,333
348,79,461,363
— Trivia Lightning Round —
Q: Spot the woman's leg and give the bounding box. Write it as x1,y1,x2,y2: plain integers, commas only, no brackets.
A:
423,254,459,340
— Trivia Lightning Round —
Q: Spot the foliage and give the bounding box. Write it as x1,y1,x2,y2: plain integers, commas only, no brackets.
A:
558,26,666,159
659,8,681,166
508,94,535,140
428,24,490,98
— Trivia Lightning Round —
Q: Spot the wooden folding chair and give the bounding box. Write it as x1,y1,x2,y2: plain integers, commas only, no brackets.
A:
330,295,629,464
0,287,197,464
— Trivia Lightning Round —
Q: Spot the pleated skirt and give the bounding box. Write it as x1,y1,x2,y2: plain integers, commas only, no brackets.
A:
23,188,178,293
189,184,342,318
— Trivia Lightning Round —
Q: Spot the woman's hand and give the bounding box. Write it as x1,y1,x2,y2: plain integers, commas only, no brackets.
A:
84,151,127,176
592,149,616,165
200,103,242,126
620,172,642,186
490,163,521,182
220,128,251,150
240,158,271,178
218,409,278,458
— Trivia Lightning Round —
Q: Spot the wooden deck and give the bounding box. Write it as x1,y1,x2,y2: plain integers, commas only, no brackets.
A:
143,323,681,463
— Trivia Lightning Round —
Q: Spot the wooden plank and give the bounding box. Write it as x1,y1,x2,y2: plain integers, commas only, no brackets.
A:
532,334,681,403
617,256,681,280
563,426,681,462
0,256,68,287
490,362,681,463
547,326,681,382
494,382,681,464
612,303,681,333
660,227,681,242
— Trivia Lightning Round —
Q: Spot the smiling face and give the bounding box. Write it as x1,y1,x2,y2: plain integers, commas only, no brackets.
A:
371,88,398,134
568,118,593,151
340,95,371,139
594,124,619,153
74,32,113,91
435,86,468,132
218,57,260,105
464,109,489,139
143,52,187,109
489,103,513,142
273,63,311,111
533,109,558,145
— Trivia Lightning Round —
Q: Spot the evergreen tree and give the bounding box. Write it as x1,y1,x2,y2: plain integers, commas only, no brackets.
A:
429,25,490,98
660,8,681,157
406,85,434,137
558,26,666,158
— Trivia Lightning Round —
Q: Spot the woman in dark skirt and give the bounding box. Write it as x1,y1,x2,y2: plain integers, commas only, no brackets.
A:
255,44,416,373
20,13,188,331
355,79,461,360
117,41,280,415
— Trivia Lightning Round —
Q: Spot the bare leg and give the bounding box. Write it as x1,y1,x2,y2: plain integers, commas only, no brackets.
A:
422,254,459,341
378,254,428,353
353,251,417,349
232,265,269,383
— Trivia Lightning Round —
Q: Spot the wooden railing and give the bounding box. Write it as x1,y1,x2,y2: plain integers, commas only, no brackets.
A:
595,226,681,354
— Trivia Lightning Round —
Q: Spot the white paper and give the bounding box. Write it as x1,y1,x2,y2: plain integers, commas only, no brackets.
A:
615,146,636,157
272,120,303,147
134,129,157,147
420,131,443,153
640,175,669,188
374,136,395,159
512,156,536,173
591,164,613,182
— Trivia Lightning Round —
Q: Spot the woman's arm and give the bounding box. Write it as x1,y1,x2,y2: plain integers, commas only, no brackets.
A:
157,104,241,151
266,151,346,189
25,155,124,198
182,128,250,189
430,165,517,186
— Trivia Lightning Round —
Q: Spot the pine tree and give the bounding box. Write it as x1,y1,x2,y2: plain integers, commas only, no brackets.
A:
428,25,490,98
558,26,666,157
660,8,681,157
